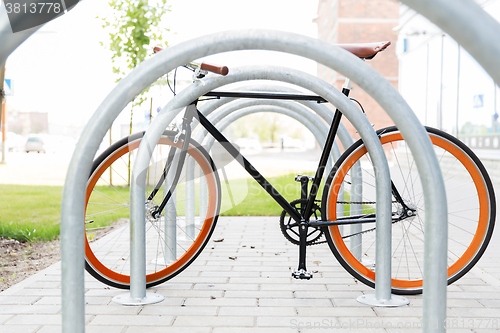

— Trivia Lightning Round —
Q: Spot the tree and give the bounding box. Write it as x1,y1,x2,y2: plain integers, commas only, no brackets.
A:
99,0,170,182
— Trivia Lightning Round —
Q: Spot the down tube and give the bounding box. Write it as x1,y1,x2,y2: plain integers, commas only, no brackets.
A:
197,109,302,222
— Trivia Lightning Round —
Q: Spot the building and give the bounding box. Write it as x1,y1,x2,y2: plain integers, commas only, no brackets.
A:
316,0,400,140
7,111,48,136
396,1,500,174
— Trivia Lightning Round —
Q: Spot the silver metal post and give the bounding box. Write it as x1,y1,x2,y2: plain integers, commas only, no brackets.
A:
199,171,208,227
47,31,452,329
185,156,196,239
165,153,178,262
112,149,166,305
129,197,146,298
350,161,363,261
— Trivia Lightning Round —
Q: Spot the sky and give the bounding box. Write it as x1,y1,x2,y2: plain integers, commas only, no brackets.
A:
5,0,320,135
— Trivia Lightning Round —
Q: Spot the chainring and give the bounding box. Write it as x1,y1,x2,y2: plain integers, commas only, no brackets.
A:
279,199,324,246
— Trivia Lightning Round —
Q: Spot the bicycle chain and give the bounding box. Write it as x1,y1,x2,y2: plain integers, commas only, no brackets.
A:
336,200,398,204
282,200,400,246
307,200,400,245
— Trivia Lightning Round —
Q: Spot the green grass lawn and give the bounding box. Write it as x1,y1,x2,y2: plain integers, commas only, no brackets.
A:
0,172,337,242
220,172,321,216
0,184,62,242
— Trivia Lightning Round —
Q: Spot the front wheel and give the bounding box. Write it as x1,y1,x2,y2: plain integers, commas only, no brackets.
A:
84,131,221,289
322,126,495,295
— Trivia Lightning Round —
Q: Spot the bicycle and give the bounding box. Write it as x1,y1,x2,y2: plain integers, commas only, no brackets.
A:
82,41,495,295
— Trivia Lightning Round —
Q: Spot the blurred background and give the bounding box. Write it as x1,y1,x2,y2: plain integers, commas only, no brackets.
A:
2,0,499,185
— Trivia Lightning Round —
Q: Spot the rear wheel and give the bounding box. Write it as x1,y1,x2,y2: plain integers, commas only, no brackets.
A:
322,126,495,295
84,131,221,289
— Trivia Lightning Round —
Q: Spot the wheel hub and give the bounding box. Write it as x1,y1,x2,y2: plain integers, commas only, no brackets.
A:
145,200,161,223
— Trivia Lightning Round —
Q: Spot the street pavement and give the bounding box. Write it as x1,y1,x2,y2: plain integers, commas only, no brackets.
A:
1,148,500,332
0,215,499,332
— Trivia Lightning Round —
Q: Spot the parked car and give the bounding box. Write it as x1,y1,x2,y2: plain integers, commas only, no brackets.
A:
25,136,46,153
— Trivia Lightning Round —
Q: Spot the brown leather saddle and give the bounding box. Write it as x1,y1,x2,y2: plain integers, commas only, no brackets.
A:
337,41,391,59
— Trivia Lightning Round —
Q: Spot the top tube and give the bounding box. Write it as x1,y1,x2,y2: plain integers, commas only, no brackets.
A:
203,91,328,103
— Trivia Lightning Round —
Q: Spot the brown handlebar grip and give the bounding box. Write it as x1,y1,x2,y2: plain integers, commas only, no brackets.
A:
153,46,163,54
200,62,229,76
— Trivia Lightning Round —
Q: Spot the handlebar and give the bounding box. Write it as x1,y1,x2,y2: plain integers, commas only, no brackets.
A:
199,62,229,76
153,46,229,76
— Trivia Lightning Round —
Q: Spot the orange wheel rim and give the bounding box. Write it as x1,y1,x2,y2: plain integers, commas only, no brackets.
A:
84,137,218,285
327,132,489,289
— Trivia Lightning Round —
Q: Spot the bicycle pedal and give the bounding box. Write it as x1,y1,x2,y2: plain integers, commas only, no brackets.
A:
294,175,314,182
292,269,313,280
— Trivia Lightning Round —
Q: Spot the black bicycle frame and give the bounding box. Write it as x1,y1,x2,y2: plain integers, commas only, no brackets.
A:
152,89,409,227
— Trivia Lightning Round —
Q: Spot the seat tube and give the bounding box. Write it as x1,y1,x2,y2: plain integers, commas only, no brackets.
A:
339,76,352,237
341,76,364,258
304,77,352,221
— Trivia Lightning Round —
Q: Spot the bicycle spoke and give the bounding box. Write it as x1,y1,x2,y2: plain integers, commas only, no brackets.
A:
85,205,129,218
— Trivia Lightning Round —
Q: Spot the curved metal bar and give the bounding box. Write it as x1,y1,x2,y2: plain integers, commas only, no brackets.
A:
131,65,393,301
194,87,360,228
401,0,500,84
0,5,41,65
200,106,347,224
60,31,441,330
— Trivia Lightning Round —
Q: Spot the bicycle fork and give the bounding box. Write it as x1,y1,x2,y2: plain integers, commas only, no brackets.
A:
150,102,198,219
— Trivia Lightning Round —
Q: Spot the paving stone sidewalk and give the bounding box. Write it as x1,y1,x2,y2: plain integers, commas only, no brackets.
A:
1,216,499,333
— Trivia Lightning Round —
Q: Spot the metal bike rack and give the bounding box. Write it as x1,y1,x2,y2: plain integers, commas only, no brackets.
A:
184,83,358,225
0,6,41,65
47,30,450,331
130,64,403,307
194,83,357,152
0,3,495,332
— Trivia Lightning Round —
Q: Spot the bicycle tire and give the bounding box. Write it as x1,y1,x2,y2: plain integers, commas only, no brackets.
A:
322,126,495,295
84,131,221,289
